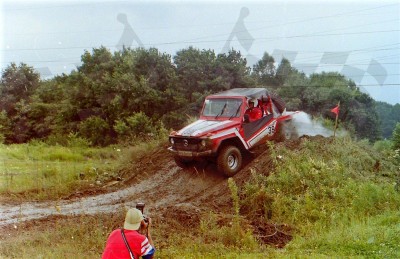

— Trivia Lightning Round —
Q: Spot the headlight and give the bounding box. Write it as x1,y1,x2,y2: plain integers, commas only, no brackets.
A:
170,138,174,144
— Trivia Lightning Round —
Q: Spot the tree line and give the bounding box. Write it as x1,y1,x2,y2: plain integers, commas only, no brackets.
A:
0,46,398,145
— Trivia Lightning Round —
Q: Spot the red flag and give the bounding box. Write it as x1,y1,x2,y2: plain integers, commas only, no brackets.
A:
331,105,339,115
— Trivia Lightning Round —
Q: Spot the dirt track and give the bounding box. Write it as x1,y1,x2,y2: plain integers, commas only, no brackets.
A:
1,141,297,248
0,148,229,227
1,114,330,229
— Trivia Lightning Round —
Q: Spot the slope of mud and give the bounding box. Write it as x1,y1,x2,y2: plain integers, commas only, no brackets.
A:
0,146,225,226
0,138,315,247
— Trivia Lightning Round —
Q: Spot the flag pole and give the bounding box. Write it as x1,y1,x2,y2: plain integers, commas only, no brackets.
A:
333,101,340,138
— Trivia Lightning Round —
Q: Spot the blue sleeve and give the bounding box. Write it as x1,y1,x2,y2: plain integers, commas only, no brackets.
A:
142,247,155,259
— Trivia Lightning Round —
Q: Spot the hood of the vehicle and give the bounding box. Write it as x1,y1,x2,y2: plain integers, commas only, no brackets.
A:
177,119,239,137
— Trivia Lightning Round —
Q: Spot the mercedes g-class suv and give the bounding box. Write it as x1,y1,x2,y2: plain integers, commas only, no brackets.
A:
168,88,297,176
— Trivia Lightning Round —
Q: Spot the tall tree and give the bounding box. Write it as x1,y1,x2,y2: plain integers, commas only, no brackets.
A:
0,63,41,143
275,58,296,86
0,63,40,115
375,102,400,139
174,46,217,101
252,52,277,87
215,49,252,90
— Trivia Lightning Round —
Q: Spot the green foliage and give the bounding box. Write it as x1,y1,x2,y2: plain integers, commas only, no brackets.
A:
236,137,400,257
287,210,400,258
114,112,161,143
0,47,391,144
228,178,240,224
66,132,92,148
44,132,92,148
1,139,399,258
0,62,40,113
0,110,12,143
275,59,382,141
160,111,187,130
0,143,124,200
78,116,111,146
252,52,277,87
375,102,400,139
198,212,258,250
392,123,400,150
126,112,154,136
0,63,41,143
275,57,298,86
373,139,393,152
0,210,125,259
241,169,274,219
174,47,252,102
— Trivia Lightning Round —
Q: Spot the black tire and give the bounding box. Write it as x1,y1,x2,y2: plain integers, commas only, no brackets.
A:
270,93,286,114
217,145,242,177
174,156,193,168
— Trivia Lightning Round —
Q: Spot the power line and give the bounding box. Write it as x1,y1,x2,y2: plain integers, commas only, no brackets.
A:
249,45,400,63
2,0,125,11
358,84,400,86
2,29,399,52
170,3,399,43
3,2,398,46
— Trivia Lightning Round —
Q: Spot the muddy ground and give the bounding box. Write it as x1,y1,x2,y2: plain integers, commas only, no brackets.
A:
0,141,298,247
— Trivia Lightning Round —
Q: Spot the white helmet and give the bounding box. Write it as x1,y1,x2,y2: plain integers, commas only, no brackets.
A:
248,99,258,106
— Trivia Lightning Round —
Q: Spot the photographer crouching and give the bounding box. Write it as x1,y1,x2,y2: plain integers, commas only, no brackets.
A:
102,203,155,259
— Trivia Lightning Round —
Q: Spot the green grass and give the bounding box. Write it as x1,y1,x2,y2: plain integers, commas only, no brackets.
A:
0,142,127,201
288,211,400,258
240,136,400,258
0,211,124,259
1,136,400,258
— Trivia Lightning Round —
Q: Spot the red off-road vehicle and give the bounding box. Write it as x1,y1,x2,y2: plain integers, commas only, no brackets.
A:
168,88,298,176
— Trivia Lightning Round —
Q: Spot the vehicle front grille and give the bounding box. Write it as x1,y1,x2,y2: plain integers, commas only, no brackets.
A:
172,138,201,151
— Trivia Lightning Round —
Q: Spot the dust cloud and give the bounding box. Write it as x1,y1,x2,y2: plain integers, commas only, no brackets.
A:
290,111,345,137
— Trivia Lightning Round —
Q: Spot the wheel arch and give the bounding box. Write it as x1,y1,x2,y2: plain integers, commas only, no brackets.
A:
217,137,247,154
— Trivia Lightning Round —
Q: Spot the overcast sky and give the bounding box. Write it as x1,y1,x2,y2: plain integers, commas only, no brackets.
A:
1,0,399,104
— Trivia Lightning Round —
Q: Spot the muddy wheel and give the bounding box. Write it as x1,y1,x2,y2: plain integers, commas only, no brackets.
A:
217,145,242,177
174,156,193,168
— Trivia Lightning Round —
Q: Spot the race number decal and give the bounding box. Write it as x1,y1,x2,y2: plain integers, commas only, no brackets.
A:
266,124,275,135
248,120,277,147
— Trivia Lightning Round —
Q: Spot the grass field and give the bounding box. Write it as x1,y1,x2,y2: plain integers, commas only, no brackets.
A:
1,137,400,258
0,141,142,201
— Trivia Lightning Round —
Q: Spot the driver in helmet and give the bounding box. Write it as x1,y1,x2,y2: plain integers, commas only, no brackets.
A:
244,99,262,122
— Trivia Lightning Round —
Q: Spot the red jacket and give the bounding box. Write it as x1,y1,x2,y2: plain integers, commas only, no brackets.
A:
102,229,155,259
245,107,262,122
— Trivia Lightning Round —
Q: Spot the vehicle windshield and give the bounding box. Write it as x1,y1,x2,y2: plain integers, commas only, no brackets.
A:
202,98,242,118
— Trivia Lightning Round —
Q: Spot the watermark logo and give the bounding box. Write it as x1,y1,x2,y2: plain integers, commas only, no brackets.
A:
221,6,389,89
116,13,144,50
32,5,389,94
222,7,254,53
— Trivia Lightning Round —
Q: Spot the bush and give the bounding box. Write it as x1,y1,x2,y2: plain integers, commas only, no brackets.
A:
241,137,400,227
126,112,154,136
78,116,111,146
0,110,12,143
114,112,166,142
66,132,91,148
392,123,400,150
373,139,393,152
161,111,187,130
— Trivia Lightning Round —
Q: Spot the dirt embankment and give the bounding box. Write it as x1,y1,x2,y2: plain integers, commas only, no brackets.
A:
1,140,305,247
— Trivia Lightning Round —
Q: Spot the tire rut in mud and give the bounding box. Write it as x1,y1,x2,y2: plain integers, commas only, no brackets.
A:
1,140,304,248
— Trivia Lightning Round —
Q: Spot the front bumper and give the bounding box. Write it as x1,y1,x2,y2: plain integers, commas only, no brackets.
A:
168,147,213,157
